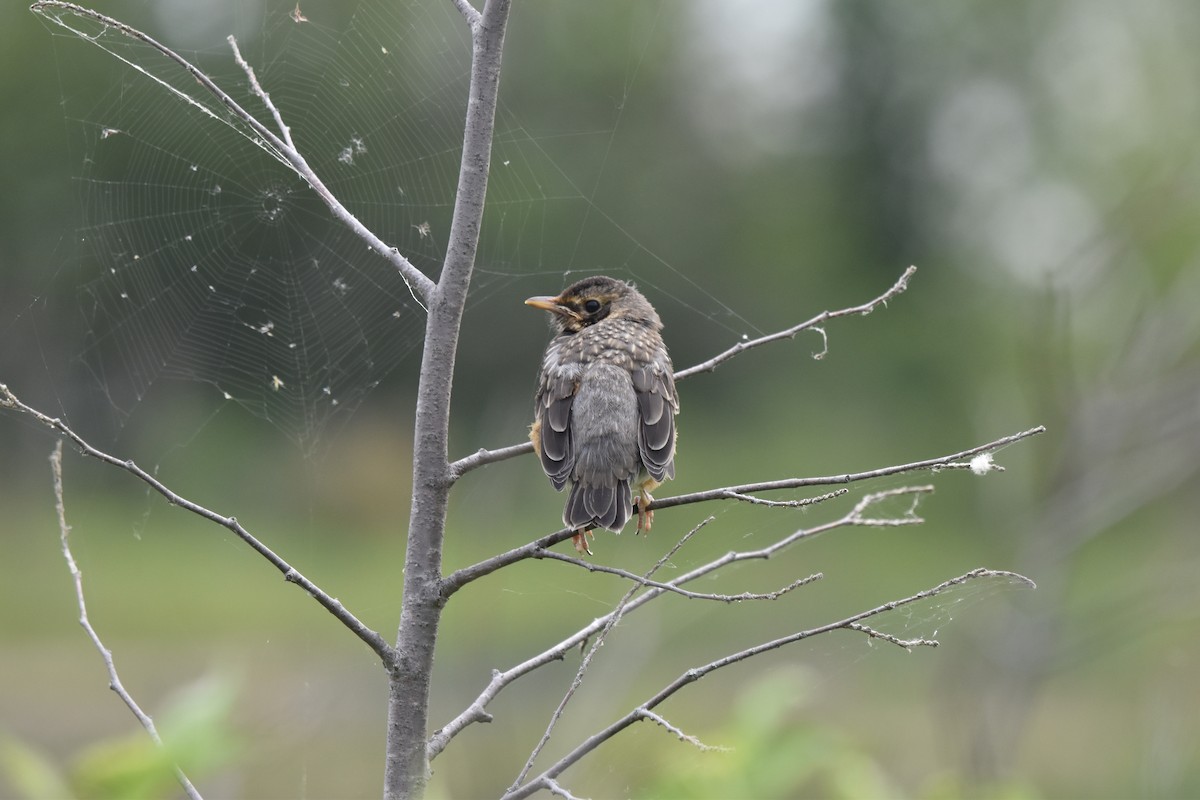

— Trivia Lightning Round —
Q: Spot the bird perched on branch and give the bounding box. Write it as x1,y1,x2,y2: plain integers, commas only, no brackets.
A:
526,275,679,555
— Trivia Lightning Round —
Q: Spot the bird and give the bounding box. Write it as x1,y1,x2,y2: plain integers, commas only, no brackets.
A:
526,275,679,555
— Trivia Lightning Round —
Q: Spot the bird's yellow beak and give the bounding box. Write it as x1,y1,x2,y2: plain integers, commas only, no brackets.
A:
525,295,567,314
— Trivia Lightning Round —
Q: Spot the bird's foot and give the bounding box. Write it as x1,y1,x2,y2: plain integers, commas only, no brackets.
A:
635,490,654,535
572,529,595,556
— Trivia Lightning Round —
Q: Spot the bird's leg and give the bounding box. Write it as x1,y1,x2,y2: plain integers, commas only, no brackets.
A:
633,491,652,534
572,529,595,556
634,476,663,535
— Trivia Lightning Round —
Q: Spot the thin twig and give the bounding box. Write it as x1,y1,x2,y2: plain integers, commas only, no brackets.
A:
502,567,1034,800
441,427,1045,596
227,35,295,150
448,440,533,481
844,484,930,526
5,385,394,666
845,622,939,650
538,778,582,800
429,485,939,758
651,427,1046,513
511,519,713,789
533,548,818,602
30,1,435,306
446,266,918,479
637,709,729,752
674,265,917,380
719,487,848,507
50,442,204,800
450,0,482,27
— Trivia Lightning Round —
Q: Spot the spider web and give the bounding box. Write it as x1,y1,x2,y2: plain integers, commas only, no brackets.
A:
34,2,521,448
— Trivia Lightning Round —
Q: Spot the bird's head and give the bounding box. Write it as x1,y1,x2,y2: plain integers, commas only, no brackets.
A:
525,275,661,335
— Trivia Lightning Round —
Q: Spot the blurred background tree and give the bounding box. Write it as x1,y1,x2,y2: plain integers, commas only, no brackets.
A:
2,0,1198,797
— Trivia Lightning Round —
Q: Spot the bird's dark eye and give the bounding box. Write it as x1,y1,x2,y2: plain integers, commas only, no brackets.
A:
583,299,602,313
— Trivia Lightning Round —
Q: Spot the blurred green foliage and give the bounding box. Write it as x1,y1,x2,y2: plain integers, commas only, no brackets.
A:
3,1,1200,798
644,667,899,799
2,673,241,799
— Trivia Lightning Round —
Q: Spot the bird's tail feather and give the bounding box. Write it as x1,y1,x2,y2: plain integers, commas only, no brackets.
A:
564,479,631,532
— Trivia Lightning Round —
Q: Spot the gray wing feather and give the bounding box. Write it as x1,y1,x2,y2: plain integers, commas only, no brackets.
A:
632,366,678,482
536,373,576,490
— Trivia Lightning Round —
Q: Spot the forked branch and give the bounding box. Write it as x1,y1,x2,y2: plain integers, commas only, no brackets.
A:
440,426,1046,595
429,485,940,758
533,548,820,602
512,519,713,789
501,567,1034,800
651,426,1045,511
451,0,482,27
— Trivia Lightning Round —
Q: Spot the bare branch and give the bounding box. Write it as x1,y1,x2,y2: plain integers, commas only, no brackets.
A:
430,485,938,757
674,265,917,380
227,35,295,150
4,385,394,666
844,484,929,526
451,0,482,27
446,266,919,479
502,567,1034,800
719,487,848,508
637,709,729,752
844,622,939,650
512,519,711,788
448,440,533,481
651,426,1045,513
441,427,1046,596
30,1,436,306
50,442,204,800
440,526,579,596
537,778,582,800
533,548,819,602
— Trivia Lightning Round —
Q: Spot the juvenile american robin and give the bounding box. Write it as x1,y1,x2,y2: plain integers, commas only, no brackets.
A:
526,275,679,555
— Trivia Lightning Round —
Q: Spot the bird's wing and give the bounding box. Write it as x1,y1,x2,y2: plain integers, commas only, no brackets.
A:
632,364,678,482
535,370,577,491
